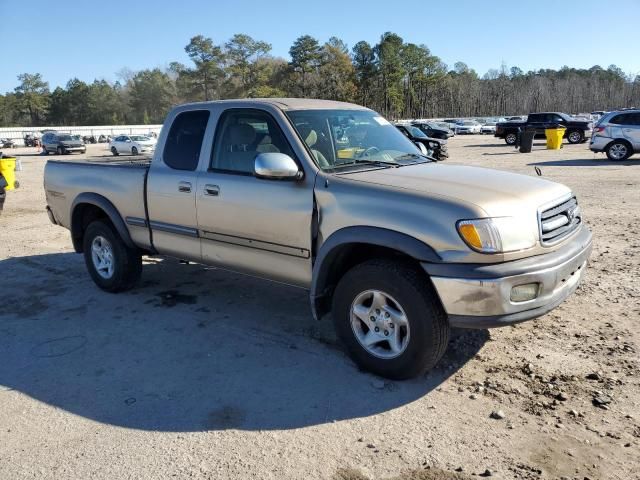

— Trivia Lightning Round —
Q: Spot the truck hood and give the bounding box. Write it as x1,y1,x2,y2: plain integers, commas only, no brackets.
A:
343,163,571,217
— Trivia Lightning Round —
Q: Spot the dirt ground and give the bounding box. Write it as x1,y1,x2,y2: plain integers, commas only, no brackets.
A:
0,136,638,480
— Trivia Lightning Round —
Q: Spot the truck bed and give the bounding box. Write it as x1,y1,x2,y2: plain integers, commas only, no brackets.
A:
44,159,152,250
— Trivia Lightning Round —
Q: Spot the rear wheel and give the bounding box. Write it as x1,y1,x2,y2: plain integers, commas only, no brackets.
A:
332,259,449,379
505,132,517,145
131,146,138,156
606,141,632,161
567,130,583,144
111,146,119,156
83,219,142,292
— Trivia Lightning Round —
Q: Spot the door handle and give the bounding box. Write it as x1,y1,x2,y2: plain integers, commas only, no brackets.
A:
204,184,220,196
178,181,192,193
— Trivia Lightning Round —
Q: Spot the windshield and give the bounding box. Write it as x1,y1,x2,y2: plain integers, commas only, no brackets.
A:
462,121,477,126
407,126,428,138
58,135,73,141
130,135,150,141
287,109,428,171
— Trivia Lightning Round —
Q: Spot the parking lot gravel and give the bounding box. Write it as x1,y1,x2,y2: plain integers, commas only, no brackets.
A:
0,136,638,479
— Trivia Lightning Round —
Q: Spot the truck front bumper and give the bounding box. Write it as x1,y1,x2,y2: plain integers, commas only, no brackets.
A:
422,226,592,328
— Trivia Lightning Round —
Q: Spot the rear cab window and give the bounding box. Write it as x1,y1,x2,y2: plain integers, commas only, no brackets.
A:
163,110,210,171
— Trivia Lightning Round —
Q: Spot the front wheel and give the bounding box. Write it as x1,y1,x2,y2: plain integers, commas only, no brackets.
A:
567,130,583,144
504,132,517,145
57,146,64,155
111,146,119,156
332,259,449,379
131,146,138,156
83,219,142,292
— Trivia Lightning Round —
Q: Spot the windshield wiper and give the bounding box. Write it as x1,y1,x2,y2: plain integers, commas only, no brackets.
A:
332,158,399,169
393,153,434,164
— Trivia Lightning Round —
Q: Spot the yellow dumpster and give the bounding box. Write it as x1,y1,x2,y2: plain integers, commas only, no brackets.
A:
0,157,18,190
545,127,566,150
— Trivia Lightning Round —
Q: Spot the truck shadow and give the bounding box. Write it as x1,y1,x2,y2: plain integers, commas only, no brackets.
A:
0,253,487,432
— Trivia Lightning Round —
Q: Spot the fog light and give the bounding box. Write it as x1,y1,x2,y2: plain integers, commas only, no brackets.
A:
510,283,539,302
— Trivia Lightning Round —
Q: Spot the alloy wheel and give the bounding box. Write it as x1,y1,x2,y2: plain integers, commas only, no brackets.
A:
91,236,115,279
350,289,410,359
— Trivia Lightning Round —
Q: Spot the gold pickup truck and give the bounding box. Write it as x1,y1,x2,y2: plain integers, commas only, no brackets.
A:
44,99,592,379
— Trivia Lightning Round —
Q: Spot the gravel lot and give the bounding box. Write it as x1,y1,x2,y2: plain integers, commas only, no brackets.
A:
1,136,638,480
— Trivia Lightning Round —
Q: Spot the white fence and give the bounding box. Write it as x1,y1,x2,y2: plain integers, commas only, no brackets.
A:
0,124,163,145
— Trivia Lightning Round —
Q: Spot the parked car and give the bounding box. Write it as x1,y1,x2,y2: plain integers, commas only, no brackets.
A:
432,122,456,135
0,138,16,149
23,133,40,147
44,98,592,380
395,124,449,161
455,120,482,134
442,119,461,133
41,132,86,155
481,121,498,134
109,135,157,156
495,112,593,145
589,109,640,160
411,121,454,140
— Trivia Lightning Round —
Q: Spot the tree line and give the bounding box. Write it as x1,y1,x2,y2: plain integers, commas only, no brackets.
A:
1,31,639,127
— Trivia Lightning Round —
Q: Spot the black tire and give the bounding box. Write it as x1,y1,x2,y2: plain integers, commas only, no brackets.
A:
57,146,64,155
131,146,138,156
111,146,119,156
504,132,517,145
332,259,450,380
567,129,583,144
605,140,632,161
82,219,142,292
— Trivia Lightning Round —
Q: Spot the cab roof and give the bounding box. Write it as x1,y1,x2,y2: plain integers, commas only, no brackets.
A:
179,98,371,111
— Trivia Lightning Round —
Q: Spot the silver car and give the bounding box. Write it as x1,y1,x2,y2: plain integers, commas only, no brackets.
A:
590,109,640,160
42,132,87,155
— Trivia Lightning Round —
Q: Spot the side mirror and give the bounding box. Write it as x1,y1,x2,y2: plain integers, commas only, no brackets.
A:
254,153,302,180
415,142,428,155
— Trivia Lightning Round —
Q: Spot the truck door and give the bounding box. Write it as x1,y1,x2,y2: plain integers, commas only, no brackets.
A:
195,107,314,288
146,109,210,261
528,113,548,135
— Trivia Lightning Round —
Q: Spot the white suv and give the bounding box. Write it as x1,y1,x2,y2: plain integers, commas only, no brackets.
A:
590,110,640,160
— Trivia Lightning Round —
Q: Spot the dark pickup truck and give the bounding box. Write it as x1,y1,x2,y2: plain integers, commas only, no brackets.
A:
495,112,593,145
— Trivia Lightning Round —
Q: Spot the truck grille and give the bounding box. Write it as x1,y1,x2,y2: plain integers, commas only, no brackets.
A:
539,196,581,246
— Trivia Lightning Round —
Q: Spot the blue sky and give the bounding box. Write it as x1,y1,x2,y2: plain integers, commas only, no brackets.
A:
2,0,640,93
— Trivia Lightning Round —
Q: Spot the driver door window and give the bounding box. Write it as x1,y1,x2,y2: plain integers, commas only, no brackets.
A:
211,109,295,175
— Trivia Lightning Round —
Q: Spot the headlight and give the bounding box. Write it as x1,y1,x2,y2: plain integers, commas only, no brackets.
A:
457,217,536,253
